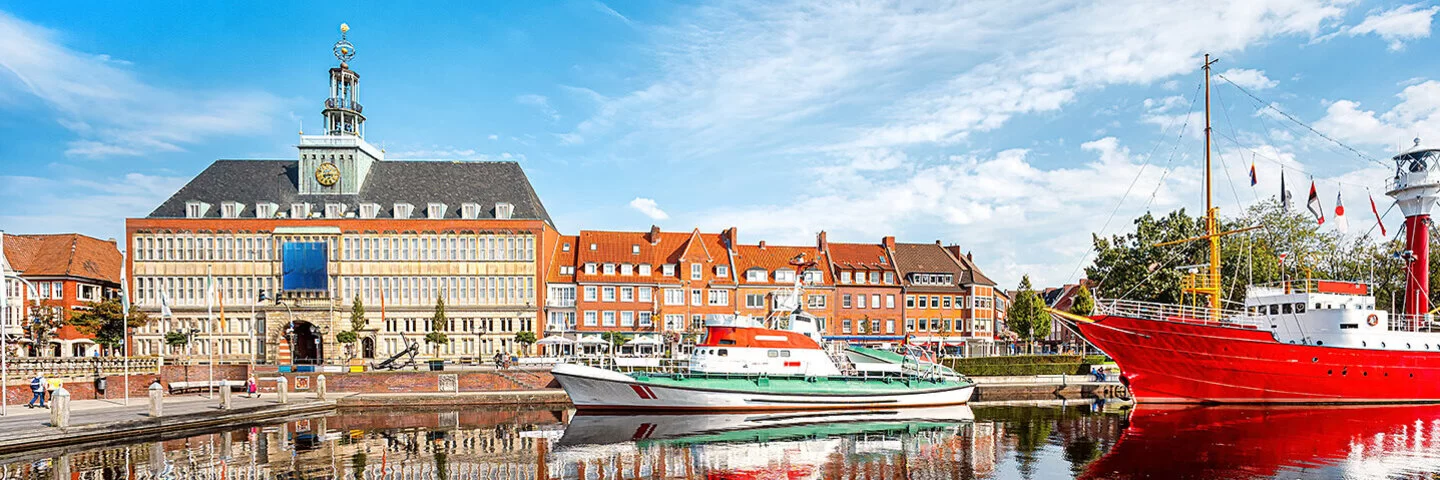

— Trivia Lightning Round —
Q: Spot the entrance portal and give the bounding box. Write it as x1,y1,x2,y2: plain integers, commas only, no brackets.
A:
289,321,323,365
361,337,375,358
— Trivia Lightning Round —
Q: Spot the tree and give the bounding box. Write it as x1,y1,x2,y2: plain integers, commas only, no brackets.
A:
1009,276,1048,354
1070,284,1095,316
69,297,151,354
349,294,367,332
424,295,449,350
514,331,537,354
164,330,190,353
26,306,61,355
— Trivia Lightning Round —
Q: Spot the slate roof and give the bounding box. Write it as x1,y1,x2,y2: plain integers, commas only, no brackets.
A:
147,160,553,224
2,233,122,284
888,242,967,293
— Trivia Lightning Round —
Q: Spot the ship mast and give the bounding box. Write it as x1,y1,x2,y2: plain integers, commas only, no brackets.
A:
1202,54,1221,314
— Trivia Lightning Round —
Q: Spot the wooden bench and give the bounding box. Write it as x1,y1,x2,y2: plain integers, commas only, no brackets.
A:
168,380,243,394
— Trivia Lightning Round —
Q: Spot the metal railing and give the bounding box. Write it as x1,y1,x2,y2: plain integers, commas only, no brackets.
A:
1385,314,1440,333
1096,299,1262,328
1244,279,1373,296
5,356,161,376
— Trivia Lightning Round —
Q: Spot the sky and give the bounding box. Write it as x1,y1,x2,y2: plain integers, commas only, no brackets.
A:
2,1,1440,289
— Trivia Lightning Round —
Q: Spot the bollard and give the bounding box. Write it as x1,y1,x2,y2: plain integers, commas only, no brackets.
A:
316,375,327,402
149,382,164,417
220,380,232,410
50,387,71,429
276,376,289,404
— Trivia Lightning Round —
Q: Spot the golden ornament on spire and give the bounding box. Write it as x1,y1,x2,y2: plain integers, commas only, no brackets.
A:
340,23,349,34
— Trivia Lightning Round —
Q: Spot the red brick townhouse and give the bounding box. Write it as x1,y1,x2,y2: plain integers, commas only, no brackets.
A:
732,232,834,329
1,233,123,357
823,234,905,342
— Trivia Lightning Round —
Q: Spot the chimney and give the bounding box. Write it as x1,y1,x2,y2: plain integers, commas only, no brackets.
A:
967,251,973,261
944,245,964,260
649,225,661,245
882,236,895,249
725,227,739,248
758,240,767,250
817,231,828,251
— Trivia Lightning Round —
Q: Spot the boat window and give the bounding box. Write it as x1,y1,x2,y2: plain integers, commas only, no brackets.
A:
719,339,736,345
718,349,729,357
1295,303,1306,313
767,350,779,358
780,350,791,357
1282,303,1293,314
1269,305,1280,315
1315,303,1322,309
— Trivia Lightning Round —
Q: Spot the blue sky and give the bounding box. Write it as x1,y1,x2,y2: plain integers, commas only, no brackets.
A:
2,1,1439,288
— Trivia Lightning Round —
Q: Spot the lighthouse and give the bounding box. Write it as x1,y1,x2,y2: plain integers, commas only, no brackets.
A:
1385,138,1440,317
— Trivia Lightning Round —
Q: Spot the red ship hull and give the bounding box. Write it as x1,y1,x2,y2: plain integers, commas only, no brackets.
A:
1078,314,1440,403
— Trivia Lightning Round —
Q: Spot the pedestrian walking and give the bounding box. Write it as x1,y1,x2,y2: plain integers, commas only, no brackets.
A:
246,376,258,398
27,374,46,408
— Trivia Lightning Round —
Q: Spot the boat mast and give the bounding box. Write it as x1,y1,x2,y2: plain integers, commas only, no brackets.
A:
1203,54,1221,315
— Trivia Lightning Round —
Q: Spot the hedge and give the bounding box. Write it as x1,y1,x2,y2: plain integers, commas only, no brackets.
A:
942,354,1112,376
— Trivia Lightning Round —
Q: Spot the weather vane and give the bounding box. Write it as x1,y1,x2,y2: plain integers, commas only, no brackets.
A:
333,23,356,67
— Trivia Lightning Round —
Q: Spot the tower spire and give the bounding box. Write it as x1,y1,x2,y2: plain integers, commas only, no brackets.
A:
324,23,365,138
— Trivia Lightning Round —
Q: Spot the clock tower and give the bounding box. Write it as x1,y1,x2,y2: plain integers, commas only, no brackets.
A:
298,23,383,196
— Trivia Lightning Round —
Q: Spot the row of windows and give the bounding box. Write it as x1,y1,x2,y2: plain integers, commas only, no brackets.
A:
743,293,827,310
582,310,655,327
583,285,653,303
341,235,534,262
905,294,994,310
381,317,532,334
133,235,277,262
742,269,822,284
140,317,261,335
838,270,896,285
342,276,535,307
134,276,276,307
132,338,254,356
842,293,896,309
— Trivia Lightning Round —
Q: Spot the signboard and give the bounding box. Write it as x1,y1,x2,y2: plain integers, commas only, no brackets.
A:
282,242,328,291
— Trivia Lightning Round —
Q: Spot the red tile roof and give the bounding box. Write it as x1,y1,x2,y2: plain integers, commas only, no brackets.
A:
3,233,122,284
546,235,579,284
574,229,735,285
826,242,895,272
732,244,830,285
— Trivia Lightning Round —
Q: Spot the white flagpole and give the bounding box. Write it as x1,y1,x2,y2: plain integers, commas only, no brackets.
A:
206,265,215,399
122,249,130,406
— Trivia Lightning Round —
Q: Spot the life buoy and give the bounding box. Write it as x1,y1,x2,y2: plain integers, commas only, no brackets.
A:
1367,314,1380,327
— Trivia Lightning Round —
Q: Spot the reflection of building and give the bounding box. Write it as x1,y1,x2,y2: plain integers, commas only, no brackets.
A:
1,233,122,357
125,25,556,365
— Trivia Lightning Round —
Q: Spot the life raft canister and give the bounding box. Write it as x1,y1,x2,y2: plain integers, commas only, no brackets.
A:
1367,314,1380,327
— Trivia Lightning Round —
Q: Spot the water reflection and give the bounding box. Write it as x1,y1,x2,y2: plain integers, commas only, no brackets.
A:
6,400,1440,479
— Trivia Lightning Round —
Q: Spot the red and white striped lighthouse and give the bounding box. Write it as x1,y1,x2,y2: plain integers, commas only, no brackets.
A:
1386,139,1440,317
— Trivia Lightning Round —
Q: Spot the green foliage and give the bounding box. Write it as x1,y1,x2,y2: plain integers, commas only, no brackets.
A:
68,297,150,351
602,331,627,347
514,330,537,346
942,354,1111,376
26,306,62,348
350,294,367,332
1087,200,1408,306
1008,276,1048,352
164,330,190,347
1069,284,1095,316
425,295,448,345
336,330,358,344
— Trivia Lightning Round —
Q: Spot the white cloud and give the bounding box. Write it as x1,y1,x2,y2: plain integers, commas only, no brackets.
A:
592,1,634,25
0,172,188,242
516,94,560,121
1314,80,1440,148
488,134,499,141
0,11,287,158
387,147,527,161
629,198,669,220
1348,3,1440,50
1219,68,1279,90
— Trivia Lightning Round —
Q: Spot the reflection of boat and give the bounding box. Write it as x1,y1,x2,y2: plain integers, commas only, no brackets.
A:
1080,404,1440,479
552,406,974,479
555,267,973,411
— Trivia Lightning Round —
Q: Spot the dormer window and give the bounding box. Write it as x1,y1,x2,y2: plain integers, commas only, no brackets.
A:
461,203,481,219
690,263,702,280
290,203,311,219
803,269,823,284
590,243,597,251
495,202,514,220
775,269,796,282
256,202,278,219
639,264,652,276
585,263,596,275
185,201,211,219
603,263,616,275
716,265,729,277
840,271,852,284
393,203,414,219
359,203,380,219
560,266,575,275
746,269,766,282
621,264,634,275
324,203,347,219
632,244,640,255
219,202,244,219
562,242,571,252
662,264,675,277
426,203,447,219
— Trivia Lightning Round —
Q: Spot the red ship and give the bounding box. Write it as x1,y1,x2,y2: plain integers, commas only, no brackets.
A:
1058,55,1440,403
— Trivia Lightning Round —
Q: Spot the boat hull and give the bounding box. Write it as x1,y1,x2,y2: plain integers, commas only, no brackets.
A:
552,363,974,411
1078,314,1440,403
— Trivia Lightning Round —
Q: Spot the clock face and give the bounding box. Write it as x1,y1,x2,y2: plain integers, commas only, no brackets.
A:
315,162,341,187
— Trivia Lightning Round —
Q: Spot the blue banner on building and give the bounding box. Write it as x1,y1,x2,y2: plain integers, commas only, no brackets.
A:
282,242,328,291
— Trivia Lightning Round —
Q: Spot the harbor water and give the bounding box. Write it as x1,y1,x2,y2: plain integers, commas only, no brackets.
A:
5,400,1440,479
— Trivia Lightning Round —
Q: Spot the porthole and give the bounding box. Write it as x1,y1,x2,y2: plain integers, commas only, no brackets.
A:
1327,370,1333,375
1342,369,1348,376
1312,357,1318,363
1363,371,1368,376
1408,343,1412,349
1382,342,1387,348
1362,341,1367,347
1318,341,1324,346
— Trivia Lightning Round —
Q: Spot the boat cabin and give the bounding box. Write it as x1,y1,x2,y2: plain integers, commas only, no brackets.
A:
1243,280,1440,351
688,313,843,376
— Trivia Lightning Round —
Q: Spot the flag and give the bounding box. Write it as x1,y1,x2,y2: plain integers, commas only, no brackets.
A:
1334,191,1348,233
1278,252,1288,265
1307,180,1325,225
218,289,226,330
380,289,387,323
1370,193,1388,237
1280,171,1292,212
159,291,173,318
1249,162,1257,186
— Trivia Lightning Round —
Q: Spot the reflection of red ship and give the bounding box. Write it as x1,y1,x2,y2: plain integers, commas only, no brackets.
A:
1080,404,1440,479
1057,55,1440,403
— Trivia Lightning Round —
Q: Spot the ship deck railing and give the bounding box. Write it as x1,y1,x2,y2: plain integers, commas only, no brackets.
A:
1385,314,1440,333
1097,299,1264,329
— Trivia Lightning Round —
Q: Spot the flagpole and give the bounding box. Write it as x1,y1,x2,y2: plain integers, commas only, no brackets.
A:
207,265,215,399
122,249,130,406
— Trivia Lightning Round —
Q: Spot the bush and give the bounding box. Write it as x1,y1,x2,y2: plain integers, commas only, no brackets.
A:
943,354,1112,376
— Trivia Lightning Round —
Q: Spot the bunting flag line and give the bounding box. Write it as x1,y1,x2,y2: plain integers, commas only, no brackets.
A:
1334,191,1348,233
1370,193,1388,237
1307,180,1325,225
1280,171,1292,212
1249,161,1257,186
